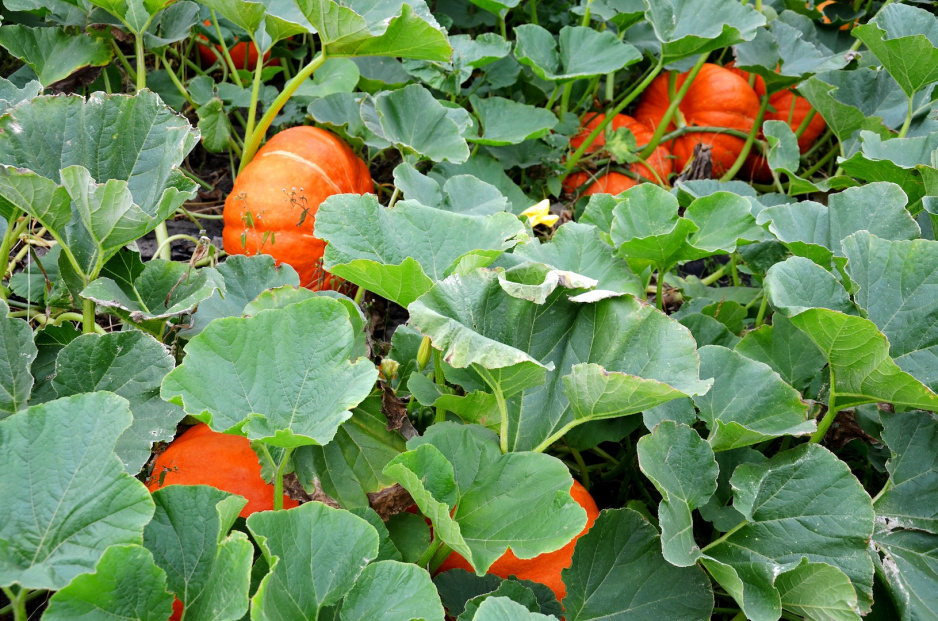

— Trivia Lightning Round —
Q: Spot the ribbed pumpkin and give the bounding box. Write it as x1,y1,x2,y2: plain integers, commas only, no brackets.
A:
726,65,827,182
198,21,273,70
634,63,760,178
146,423,299,516
435,480,600,602
223,126,373,289
564,113,672,195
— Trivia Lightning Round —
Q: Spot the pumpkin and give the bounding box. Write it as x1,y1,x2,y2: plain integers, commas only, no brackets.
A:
222,126,373,289
197,21,274,70
435,480,600,601
633,63,760,178
564,113,672,194
726,65,827,182
146,423,299,516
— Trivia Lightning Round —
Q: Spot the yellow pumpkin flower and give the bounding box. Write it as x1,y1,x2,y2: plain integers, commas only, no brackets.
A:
521,199,559,228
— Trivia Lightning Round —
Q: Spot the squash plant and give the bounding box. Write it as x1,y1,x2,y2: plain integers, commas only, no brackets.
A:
1,0,938,620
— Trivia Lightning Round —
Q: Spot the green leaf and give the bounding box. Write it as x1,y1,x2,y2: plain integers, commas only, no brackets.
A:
514,222,643,298
10,245,69,307
246,501,379,618
767,257,938,412
0,26,112,88
29,324,79,405
143,1,201,48
469,96,558,146
0,300,36,419
471,596,556,620
82,260,225,323
364,84,469,163
838,131,938,212
561,508,713,621
644,0,765,62
763,256,855,315
408,270,711,450
0,76,40,115
51,331,185,474
393,164,509,215
200,0,309,48
293,395,406,509
181,254,300,338
513,25,641,82
340,560,445,620
853,3,938,99
843,232,938,392
702,444,874,620
797,71,893,146
42,545,173,621
317,194,526,307
735,314,826,394
144,485,252,621
871,525,938,621
875,410,938,534
349,507,403,562
0,90,198,218
197,97,232,153
384,423,587,574
459,581,540,620
290,0,451,60
698,448,766,532
757,182,920,267
775,561,861,621
694,345,815,451
162,297,378,447
0,392,153,590
685,191,765,253
295,58,361,100
637,422,718,566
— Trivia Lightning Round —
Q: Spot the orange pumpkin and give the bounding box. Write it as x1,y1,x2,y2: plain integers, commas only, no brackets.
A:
197,20,275,70
222,126,373,289
634,63,760,178
564,113,672,194
726,65,827,182
435,480,600,602
146,423,299,516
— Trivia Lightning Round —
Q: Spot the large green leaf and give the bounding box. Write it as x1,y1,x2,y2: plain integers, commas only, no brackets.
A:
756,182,920,267
734,314,826,394
514,222,643,298
392,163,510,215
767,257,938,412
513,25,641,82
471,597,555,621
701,444,874,620
644,0,765,62
0,26,112,87
0,300,36,419
162,297,378,447
317,194,526,307
144,486,252,621
293,395,406,509
51,331,185,474
289,0,451,60
384,423,587,574
797,70,895,147
181,254,300,338
875,410,938,535
469,96,558,146
843,232,938,392
0,90,198,219
694,345,814,451
637,422,718,566
246,501,379,618
0,392,153,590
408,270,711,451
340,560,445,620
0,76,40,115
734,11,852,90
561,508,713,621
199,0,309,50
853,3,938,98
871,525,938,621
42,545,173,621
82,260,225,324
364,84,469,163
775,561,861,621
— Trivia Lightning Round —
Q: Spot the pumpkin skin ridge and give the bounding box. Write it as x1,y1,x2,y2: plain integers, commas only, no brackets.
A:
634,63,760,177
222,126,373,289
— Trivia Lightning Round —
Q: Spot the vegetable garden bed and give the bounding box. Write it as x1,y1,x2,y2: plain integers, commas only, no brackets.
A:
0,0,937,619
